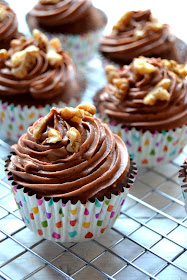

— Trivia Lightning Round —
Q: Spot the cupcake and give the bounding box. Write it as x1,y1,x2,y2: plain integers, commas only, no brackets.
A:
6,103,136,242
0,1,19,49
0,29,84,141
179,159,187,214
100,10,186,66
95,57,187,167
26,0,107,66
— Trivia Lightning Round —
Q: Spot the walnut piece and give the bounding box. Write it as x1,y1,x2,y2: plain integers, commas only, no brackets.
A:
40,0,61,3
162,59,187,79
47,44,63,68
76,103,96,117
113,78,129,100
0,4,7,22
105,65,119,83
113,11,133,32
66,127,81,153
33,29,48,50
11,45,39,78
134,58,156,75
0,49,9,60
134,28,145,40
61,107,84,124
143,78,171,105
33,117,47,140
146,21,163,32
46,128,62,143
49,38,61,51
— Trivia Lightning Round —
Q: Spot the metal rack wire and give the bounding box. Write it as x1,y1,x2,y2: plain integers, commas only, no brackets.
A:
0,137,187,280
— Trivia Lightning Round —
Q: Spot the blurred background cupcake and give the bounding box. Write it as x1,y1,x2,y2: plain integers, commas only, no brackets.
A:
0,30,85,141
0,1,20,49
100,9,187,66
95,56,187,167
179,159,187,214
26,0,107,66
6,103,136,242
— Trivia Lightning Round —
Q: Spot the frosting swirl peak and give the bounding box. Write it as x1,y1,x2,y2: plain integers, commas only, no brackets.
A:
8,104,130,202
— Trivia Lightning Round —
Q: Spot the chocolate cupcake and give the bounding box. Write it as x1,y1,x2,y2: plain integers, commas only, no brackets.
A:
95,57,187,166
6,103,136,242
100,10,186,66
0,29,84,141
179,159,187,214
26,0,107,65
0,1,19,49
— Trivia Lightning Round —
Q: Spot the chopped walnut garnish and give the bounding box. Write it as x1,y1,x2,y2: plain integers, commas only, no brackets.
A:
146,21,163,32
40,0,61,3
46,43,63,68
61,107,84,124
143,78,171,105
134,58,156,75
76,103,96,117
162,59,187,79
33,29,48,51
10,36,28,50
113,11,133,32
0,49,9,60
46,128,62,143
113,78,129,100
11,45,39,78
134,28,145,40
66,127,81,153
49,38,61,51
33,117,47,140
0,4,7,22
105,65,119,83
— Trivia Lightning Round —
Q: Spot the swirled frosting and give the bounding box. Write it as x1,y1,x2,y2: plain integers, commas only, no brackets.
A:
0,2,18,45
100,10,180,64
179,159,187,192
8,105,131,203
96,57,187,132
29,0,92,27
0,30,80,102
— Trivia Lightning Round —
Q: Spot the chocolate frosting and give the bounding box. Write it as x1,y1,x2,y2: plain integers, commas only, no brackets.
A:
179,159,187,192
97,57,187,132
29,0,92,27
8,107,130,202
100,10,177,64
0,2,18,43
0,35,79,100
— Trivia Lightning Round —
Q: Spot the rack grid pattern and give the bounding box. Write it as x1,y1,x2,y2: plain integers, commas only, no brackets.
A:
0,137,187,280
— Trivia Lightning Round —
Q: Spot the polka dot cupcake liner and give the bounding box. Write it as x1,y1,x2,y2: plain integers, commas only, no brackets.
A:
0,97,81,142
5,159,137,242
179,161,187,214
99,117,187,167
41,28,105,67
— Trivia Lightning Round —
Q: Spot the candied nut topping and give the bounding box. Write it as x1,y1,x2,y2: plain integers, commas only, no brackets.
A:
33,29,48,51
113,78,129,101
49,38,61,51
46,128,62,143
134,58,156,75
162,59,187,79
11,45,39,78
0,49,9,60
46,43,63,68
0,4,7,22
105,65,119,83
134,28,145,40
113,11,133,32
33,117,47,140
77,103,96,117
66,127,81,153
40,0,61,4
143,78,171,105
61,107,84,124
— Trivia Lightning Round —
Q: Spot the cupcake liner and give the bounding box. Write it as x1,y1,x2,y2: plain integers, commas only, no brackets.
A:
41,28,105,67
98,116,187,167
5,158,137,242
0,97,81,142
179,161,187,214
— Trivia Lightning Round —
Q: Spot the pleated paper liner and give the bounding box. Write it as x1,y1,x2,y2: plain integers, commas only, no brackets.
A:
5,156,137,242
179,161,187,214
96,115,187,167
